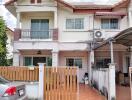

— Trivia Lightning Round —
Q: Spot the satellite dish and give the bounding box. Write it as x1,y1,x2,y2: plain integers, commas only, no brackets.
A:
95,31,102,38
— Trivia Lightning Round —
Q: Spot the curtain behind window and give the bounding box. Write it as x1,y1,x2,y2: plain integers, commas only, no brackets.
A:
31,19,49,39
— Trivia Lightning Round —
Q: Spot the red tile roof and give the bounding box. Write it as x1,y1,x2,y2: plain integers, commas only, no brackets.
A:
5,0,130,10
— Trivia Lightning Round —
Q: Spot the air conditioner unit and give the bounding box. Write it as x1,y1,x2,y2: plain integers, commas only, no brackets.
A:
94,30,104,42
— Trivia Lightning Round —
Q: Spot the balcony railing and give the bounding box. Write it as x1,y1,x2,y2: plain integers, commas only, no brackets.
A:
21,29,53,39
14,28,58,41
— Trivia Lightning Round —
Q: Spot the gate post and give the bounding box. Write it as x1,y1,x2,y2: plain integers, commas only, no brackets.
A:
38,63,45,100
108,63,116,100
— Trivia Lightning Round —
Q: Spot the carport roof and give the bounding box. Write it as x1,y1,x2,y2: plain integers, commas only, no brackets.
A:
94,27,132,50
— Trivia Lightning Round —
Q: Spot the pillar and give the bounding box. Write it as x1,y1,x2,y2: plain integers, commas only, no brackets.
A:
108,40,116,100
16,12,20,28
110,41,114,63
13,51,20,66
108,64,116,100
52,51,59,67
89,50,94,84
128,10,132,27
130,47,132,67
38,63,45,100
54,11,58,28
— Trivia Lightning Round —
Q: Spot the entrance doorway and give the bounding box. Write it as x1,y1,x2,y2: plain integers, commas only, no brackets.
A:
33,57,46,66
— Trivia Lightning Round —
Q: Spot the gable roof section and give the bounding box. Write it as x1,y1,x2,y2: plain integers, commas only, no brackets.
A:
113,0,130,9
5,0,130,10
56,0,113,10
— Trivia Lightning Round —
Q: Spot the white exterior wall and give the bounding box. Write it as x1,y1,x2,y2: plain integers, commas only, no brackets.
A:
94,16,128,39
16,6,129,42
21,12,54,29
58,7,93,42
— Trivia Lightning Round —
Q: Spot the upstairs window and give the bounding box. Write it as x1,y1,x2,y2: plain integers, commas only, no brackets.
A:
30,0,41,4
66,18,84,29
101,18,119,29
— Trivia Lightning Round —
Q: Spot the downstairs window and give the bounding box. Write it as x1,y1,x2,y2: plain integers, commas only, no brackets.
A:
96,58,111,68
66,58,82,68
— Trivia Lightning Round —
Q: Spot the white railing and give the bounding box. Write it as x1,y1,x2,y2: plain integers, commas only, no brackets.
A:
92,68,109,97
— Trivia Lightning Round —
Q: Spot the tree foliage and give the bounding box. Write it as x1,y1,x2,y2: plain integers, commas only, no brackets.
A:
0,17,8,66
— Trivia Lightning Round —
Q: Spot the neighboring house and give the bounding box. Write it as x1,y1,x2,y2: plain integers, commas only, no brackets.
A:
6,27,13,59
5,0,132,82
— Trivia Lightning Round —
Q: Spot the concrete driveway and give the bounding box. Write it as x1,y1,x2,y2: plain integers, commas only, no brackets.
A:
79,84,105,100
116,85,131,100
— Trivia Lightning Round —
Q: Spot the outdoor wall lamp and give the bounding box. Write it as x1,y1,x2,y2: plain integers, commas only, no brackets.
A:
37,50,42,55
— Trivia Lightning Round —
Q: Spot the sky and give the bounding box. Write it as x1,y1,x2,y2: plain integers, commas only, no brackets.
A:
0,0,121,30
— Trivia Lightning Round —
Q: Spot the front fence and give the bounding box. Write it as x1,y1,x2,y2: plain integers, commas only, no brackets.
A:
129,67,132,100
44,67,78,100
0,66,39,81
92,68,109,97
0,66,79,100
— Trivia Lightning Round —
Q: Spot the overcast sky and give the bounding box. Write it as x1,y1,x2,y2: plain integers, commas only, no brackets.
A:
0,0,121,30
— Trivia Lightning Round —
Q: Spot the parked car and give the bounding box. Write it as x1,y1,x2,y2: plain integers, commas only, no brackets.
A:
0,76,28,100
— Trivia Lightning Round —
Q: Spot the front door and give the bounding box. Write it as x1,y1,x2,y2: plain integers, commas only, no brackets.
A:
33,57,46,66
31,19,49,39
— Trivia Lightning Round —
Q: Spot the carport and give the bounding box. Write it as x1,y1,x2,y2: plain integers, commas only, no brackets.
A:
89,27,132,100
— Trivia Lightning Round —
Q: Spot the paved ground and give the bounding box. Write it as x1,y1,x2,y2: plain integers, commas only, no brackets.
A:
116,85,131,100
79,84,105,100
79,84,131,100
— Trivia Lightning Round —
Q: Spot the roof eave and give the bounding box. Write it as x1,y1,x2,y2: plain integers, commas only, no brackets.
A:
5,0,17,6
113,0,130,9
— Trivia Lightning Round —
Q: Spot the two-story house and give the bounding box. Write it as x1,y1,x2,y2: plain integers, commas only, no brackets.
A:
5,0,132,82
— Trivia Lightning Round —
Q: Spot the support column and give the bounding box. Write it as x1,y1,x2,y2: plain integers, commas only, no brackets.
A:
13,51,20,66
108,64,116,100
128,10,132,27
89,50,94,84
54,11,58,28
110,41,114,63
130,47,132,67
16,12,20,28
52,51,59,67
38,63,45,100
108,40,116,100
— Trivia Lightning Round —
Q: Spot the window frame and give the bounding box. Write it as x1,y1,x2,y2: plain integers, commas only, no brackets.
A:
23,56,52,66
95,57,111,68
101,18,119,29
65,18,84,30
66,58,83,68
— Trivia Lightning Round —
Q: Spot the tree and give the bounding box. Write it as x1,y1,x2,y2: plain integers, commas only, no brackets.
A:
0,17,8,66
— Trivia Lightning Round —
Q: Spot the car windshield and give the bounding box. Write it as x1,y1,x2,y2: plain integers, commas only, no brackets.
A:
0,76,10,84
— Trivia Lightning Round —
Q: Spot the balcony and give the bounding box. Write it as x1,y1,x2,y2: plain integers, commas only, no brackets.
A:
14,28,58,41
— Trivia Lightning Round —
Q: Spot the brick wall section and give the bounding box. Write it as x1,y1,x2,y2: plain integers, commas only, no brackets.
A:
53,28,58,41
14,28,21,41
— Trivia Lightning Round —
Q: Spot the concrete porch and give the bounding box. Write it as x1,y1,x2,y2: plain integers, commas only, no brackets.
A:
26,83,130,100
